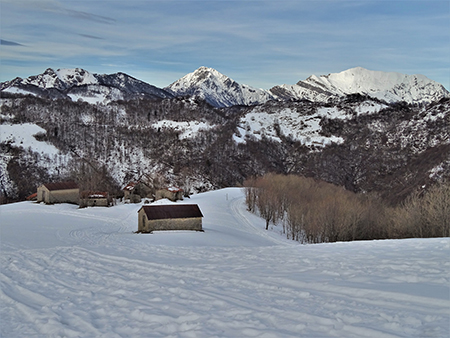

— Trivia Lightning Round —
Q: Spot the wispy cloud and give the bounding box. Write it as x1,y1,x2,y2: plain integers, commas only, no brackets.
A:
0,39,24,46
0,0,448,89
78,34,104,40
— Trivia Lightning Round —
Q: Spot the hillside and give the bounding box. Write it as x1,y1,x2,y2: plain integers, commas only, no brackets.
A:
0,67,449,205
1,94,449,205
1,188,449,337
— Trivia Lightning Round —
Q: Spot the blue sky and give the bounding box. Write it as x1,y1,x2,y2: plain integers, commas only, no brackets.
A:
1,0,449,90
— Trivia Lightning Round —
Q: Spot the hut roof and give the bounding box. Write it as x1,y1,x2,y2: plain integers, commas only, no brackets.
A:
166,186,183,193
26,192,37,200
80,191,108,199
43,181,78,191
122,182,136,191
140,204,203,220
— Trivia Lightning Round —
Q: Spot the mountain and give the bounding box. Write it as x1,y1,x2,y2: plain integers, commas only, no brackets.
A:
1,66,449,205
2,66,448,107
270,67,449,104
164,66,275,108
1,68,173,104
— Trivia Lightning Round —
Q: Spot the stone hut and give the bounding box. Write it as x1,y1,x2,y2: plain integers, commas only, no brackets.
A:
137,204,203,233
79,191,110,208
37,181,79,204
122,181,152,203
155,187,184,202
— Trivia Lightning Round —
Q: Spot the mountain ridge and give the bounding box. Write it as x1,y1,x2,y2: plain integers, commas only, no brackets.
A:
2,66,448,107
1,68,173,104
270,67,449,104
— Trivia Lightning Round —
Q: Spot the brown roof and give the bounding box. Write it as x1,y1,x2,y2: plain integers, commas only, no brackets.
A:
43,181,79,191
140,204,203,220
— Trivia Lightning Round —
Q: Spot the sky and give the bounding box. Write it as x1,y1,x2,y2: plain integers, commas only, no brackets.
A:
0,0,449,90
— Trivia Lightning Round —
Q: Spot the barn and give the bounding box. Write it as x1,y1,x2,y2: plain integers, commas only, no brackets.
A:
137,204,203,233
36,181,79,205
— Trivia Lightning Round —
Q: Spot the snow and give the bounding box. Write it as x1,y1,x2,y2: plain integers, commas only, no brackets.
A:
20,68,98,90
151,120,215,139
2,87,37,97
1,188,449,337
54,68,98,86
166,67,274,107
0,123,60,156
279,67,449,104
236,107,344,146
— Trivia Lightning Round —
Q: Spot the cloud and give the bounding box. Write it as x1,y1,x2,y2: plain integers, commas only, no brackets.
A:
4,0,115,24
63,8,115,24
0,39,23,46
78,34,103,40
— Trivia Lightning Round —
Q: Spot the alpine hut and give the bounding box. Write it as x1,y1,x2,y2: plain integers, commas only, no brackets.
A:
137,204,203,233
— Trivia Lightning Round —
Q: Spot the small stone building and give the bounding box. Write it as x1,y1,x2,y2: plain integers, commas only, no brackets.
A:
37,181,79,204
122,181,152,203
155,187,184,202
138,204,203,233
79,191,110,208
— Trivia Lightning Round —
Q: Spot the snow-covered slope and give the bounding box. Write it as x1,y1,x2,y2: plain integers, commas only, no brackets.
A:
271,67,449,104
165,67,275,108
234,99,388,147
1,68,173,104
1,188,449,337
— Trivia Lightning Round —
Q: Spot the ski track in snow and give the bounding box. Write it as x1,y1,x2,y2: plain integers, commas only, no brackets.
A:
1,188,449,338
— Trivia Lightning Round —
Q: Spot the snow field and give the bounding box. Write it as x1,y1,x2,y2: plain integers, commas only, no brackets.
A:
0,123,60,156
1,188,449,337
235,107,345,146
151,120,215,139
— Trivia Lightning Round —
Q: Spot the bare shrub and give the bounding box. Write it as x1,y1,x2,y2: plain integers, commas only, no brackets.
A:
244,174,449,243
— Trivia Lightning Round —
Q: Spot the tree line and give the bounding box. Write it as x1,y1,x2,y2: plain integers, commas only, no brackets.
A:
244,174,449,243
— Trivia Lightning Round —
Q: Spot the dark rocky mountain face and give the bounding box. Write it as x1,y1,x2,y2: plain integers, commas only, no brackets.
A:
1,87,448,204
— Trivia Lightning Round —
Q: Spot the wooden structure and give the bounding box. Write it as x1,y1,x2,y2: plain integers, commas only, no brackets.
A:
137,204,203,233
79,191,110,208
37,181,79,204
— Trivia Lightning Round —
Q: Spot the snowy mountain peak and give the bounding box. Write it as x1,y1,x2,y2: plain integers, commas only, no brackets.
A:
53,68,98,87
165,67,275,108
272,67,449,104
1,68,172,104
19,67,98,90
